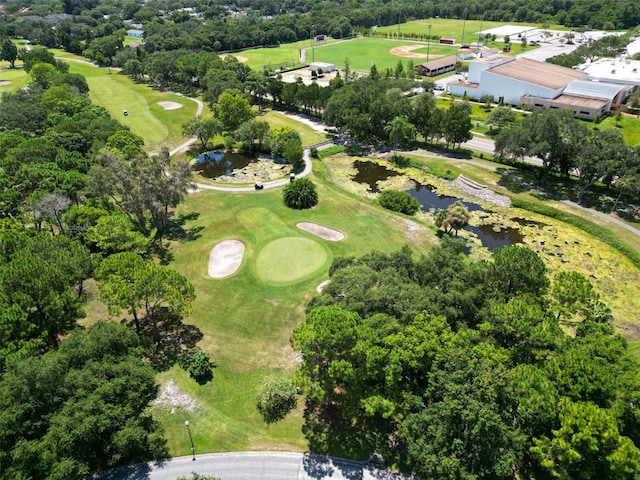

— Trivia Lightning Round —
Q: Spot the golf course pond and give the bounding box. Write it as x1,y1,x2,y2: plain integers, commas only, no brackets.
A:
191,151,291,182
322,153,640,332
348,158,522,250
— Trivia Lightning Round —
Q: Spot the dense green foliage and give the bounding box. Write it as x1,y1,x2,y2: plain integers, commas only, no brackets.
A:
0,231,93,371
435,200,470,235
295,242,640,479
0,61,198,478
496,109,639,205
256,376,298,424
0,322,168,479
283,178,318,210
378,189,421,215
185,350,216,384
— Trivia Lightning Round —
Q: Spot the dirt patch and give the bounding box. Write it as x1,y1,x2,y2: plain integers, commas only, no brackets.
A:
389,45,444,60
152,380,199,413
208,240,245,278
297,222,345,241
220,54,249,63
0,80,11,86
158,101,183,110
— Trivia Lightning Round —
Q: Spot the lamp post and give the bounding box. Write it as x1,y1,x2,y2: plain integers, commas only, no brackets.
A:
426,24,432,64
185,420,195,461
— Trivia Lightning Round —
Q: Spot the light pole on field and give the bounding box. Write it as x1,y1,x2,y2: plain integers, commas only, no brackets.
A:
426,24,432,64
185,420,195,461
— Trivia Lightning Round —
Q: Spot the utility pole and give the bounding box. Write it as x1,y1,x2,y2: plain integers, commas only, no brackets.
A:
427,24,432,64
310,24,315,63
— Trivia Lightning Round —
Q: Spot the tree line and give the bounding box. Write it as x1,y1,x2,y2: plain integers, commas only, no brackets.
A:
1,0,638,57
0,48,203,479
293,241,640,479
495,108,640,207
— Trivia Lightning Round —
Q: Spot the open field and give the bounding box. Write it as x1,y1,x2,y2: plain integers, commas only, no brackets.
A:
237,39,339,72
309,37,459,72
374,19,571,45
155,166,436,456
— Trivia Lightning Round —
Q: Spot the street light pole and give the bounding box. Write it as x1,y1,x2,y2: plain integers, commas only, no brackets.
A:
426,24,432,64
185,420,195,461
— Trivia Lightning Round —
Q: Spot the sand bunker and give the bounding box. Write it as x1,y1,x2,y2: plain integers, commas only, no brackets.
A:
297,222,344,241
317,279,331,293
208,240,245,278
0,80,12,86
158,101,183,110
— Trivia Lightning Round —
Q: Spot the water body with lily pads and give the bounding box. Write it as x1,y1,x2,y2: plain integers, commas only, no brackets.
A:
192,151,288,179
350,160,524,250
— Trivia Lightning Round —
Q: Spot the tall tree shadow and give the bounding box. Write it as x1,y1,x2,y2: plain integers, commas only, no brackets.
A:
162,212,203,243
135,308,203,372
302,401,390,463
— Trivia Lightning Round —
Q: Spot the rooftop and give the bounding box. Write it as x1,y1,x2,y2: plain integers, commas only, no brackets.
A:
488,58,586,90
564,79,623,101
551,94,609,109
578,58,640,85
417,55,458,70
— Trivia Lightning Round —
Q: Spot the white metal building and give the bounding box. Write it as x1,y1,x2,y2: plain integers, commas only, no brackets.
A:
447,56,633,119
308,62,335,74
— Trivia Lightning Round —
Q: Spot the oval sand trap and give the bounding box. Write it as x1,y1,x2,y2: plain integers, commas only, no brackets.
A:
256,237,328,285
209,240,245,278
158,101,183,110
297,222,344,241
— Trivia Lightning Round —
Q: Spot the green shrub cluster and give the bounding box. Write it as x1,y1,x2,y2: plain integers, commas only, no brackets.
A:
283,178,318,209
378,189,421,215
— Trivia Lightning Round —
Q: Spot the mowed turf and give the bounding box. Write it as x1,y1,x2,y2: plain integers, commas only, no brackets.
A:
255,236,330,285
47,51,199,152
0,65,29,94
259,110,327,146
157,166,438,455
375,19,557,46
309,37,459,72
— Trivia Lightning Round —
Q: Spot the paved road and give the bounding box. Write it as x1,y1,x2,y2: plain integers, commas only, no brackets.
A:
95,452,416,480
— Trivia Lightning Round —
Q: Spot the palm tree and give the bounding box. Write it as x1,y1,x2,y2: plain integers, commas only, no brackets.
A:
384,116,416,159
435,201,470,236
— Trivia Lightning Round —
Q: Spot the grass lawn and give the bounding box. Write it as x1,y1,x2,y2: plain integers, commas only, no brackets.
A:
310,37,458,72
238,39,336,72
0,65,29,93
374,19,538,47
154,164,437,456
258,110,327,146
64,60,197,152
597,115,640,146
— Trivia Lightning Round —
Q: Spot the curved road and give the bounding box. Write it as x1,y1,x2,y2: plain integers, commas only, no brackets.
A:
96,452,416,480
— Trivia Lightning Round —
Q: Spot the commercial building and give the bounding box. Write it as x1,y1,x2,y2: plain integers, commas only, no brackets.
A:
447,55,635,119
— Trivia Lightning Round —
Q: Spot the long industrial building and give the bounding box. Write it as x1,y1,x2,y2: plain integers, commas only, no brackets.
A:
447,54,636,119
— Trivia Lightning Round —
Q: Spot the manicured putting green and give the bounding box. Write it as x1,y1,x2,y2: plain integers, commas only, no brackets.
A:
255,236,329,285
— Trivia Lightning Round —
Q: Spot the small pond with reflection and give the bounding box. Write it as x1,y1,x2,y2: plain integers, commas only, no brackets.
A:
192,151,288,179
